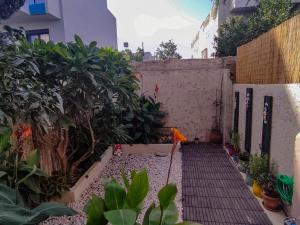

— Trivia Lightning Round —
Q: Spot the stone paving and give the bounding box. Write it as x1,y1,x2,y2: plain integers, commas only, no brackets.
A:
182,143,272,225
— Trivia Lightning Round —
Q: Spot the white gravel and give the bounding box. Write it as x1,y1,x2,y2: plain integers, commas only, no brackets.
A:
41,152,182,225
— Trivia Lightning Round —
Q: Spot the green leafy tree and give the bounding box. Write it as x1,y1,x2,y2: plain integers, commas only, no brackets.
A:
214,16,249,57
0,0,25,20
214,0,295,57
122,47,144,62
247,0,293,40
155,40,182,60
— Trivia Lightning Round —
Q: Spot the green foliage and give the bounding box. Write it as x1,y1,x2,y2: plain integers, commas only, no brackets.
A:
0,128,68,206
230,131,240,153
122,47,144,62
249,154,269,181
247,0,293,40
214,16,249,57
85,169,202,225
85,196,107,225
214,0,295,57
0,184,77,225
0,127,11,152
0,0,25,20
155,40,182,60
0,30,140,180
123,96,166,144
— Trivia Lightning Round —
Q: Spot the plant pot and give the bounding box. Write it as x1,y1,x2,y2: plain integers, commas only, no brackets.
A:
253,180,262,198
262,191,281,211
209,129,222,144
238,161,248,173
245,174,253,186
231,155,238,162
228,147,236,156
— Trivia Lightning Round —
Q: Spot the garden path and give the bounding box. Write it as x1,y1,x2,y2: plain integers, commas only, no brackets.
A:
182,143,272,225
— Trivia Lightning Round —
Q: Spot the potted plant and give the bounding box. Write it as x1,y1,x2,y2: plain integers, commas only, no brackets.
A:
238,151,250,173
249,154,269,198
244,163,254,186
257,172,281,211
194,137,200,144
231,132,240,154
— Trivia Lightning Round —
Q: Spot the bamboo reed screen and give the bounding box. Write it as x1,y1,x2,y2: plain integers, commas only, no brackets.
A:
236,14,300,84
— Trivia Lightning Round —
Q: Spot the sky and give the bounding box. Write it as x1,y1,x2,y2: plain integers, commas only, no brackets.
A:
107,0,212,58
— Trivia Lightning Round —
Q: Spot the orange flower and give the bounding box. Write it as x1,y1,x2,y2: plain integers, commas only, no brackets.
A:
171,128,187,143
21,124,32,138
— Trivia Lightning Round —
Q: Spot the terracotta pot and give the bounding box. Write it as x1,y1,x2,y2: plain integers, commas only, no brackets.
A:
209,130,222,144
253,180,262,198
262,191,281,211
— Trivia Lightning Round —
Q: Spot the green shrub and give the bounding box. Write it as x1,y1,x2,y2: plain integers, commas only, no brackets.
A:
249,154,269,181
122,96,167,144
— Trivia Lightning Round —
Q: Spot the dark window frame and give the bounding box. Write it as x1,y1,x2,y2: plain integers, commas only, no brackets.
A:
26,29,50,42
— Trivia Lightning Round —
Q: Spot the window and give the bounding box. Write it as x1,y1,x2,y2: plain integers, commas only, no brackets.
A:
26,29,50,42
201,48,208,59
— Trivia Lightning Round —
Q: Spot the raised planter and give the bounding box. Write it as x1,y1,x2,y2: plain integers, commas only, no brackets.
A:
122,144,180,155
53,147,113,203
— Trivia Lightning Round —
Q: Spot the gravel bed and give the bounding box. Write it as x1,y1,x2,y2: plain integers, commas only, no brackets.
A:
41,152,182,225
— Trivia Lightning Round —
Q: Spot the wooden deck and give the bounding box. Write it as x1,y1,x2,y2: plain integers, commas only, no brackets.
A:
182,143,272,225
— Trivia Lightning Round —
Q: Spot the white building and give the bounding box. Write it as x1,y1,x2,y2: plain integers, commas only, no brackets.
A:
191,0,300,59
2,0,118,49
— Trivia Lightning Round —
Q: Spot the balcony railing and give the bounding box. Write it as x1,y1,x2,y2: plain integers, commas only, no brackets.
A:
231,0,259,12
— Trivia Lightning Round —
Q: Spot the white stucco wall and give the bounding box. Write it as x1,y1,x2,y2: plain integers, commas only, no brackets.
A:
61,0,117,48
2,0,117,49
134,59,233,142
197,13,218,58
234,84,300,176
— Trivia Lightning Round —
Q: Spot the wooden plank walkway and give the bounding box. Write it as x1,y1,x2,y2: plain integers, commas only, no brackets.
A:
182,143,272,225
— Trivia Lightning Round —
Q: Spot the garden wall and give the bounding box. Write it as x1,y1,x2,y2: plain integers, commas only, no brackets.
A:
133,58,235,142
233,84,300,177
236,14,300,84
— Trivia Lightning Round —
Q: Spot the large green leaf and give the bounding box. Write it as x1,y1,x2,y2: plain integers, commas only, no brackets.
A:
149,203,178,225
0,184,24,206
142,203,155,225
84,196,107,225
0,127,11,153
176,222,203,225
0,202,77,225
25,149,40,167
104,209,137,225
104,180,126,210
126,169,149,210
158,184,177,209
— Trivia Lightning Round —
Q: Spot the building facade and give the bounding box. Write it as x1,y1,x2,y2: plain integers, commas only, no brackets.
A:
191,0,300,59
2,0,118,49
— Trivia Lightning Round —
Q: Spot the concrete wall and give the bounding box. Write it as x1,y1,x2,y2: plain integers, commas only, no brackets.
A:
134,58,234,142
234,84,300,176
